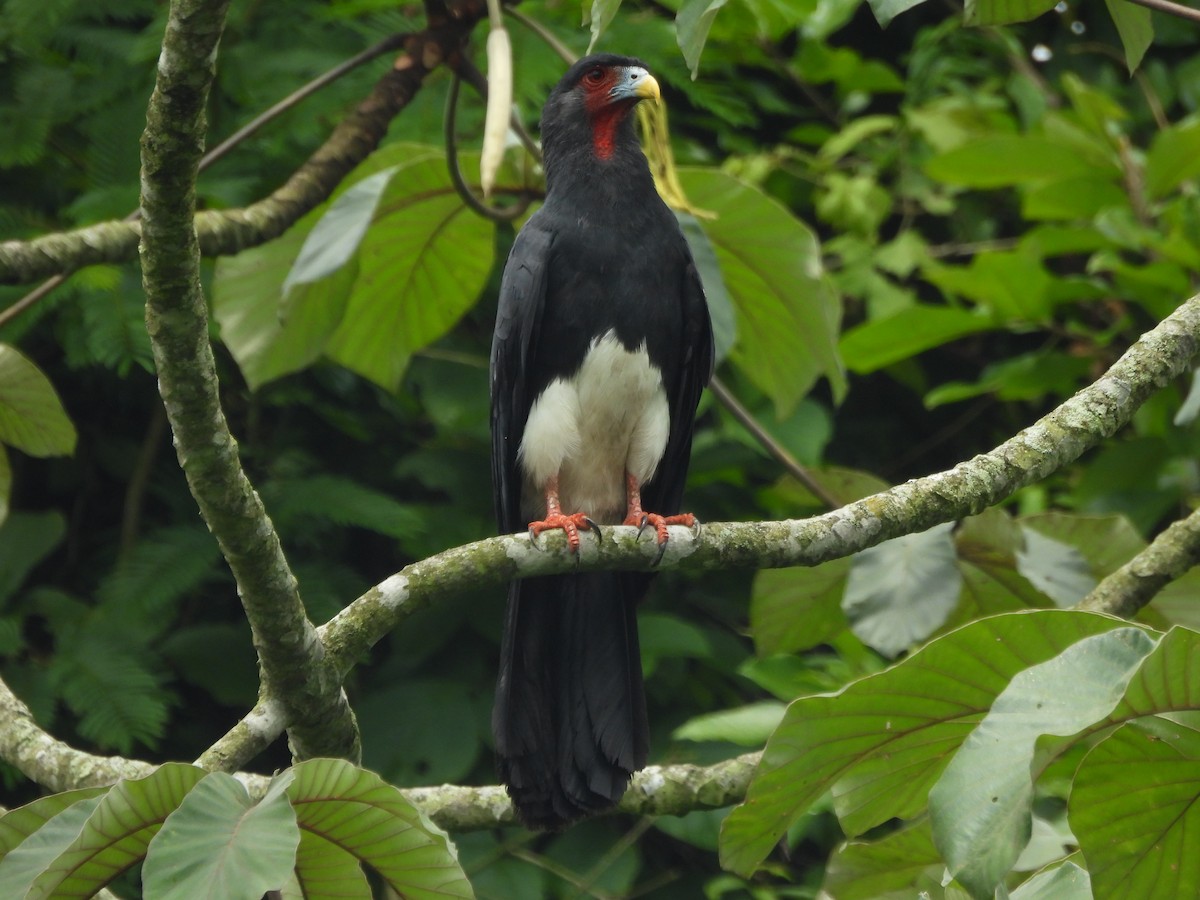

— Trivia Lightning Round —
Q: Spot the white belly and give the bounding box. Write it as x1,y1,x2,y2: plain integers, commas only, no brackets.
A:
519,331,670,524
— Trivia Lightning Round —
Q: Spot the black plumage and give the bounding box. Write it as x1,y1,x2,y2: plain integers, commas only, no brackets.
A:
490,54,714,829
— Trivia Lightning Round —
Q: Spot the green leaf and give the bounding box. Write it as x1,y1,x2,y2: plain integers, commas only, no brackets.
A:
843,523,962,658
1072,717,1200,898
262,475,427,542
586,0,624,51
284,167,396,294
926,136,1115,187
288,758,472,899
0,344,76,457
929,627,1158,899
293,829,371,899
750,558,850,656
673,701,786,746
924,251,1055,322
839,305,995,373
323,152,495,392
1010,860,1092,899
963,0,1058,25
676,0,729,78
821,820,945,900
1104,0,1153,73
0,510,64,605
143,771,300,900
28,763,206,899
677,211,736,364
1014,525,1096,608
719,610,1127,877
0,797,104,898
680,169,845,413
0,789,109,858
1144,120,1200,201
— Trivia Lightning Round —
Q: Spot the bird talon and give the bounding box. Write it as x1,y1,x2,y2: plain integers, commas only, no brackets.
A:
583,517,604,544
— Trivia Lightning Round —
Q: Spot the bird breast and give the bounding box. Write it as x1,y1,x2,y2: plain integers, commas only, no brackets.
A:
519,330,670,523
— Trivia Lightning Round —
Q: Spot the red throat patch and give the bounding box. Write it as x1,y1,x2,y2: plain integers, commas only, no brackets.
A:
580,66,632,161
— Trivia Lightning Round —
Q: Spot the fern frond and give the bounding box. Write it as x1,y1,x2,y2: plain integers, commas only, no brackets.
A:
97,524,223,621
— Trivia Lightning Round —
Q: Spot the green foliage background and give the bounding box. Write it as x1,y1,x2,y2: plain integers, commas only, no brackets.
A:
1,0,1199,896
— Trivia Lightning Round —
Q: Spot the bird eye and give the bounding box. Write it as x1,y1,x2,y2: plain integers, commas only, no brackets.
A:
584,67,605,84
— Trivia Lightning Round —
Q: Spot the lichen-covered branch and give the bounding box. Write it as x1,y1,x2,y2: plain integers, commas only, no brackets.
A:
1079,503,1200,618
201,292,1200,767
0,676,153,793
0,19,485,287
139,0,359,762
2,293,1198,826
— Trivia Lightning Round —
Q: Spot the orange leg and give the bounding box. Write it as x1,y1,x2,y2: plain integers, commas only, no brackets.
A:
527,475,599,554
622,472,697,551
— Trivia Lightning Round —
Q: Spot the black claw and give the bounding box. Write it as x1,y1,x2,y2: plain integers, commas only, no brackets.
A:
528,527,544,550
583,517,603,544
651,539,668,567
635,515,649,539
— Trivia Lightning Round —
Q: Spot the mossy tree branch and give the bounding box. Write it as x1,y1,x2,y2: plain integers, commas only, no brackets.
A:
139,0,359,762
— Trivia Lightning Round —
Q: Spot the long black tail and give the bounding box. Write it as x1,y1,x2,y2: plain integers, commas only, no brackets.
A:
493,571,649,830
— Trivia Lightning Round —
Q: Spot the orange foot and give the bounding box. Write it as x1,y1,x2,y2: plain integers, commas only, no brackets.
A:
623,511,699,564
528,512,601,555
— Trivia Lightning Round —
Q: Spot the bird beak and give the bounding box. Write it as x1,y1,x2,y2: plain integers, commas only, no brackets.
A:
616,67,661,103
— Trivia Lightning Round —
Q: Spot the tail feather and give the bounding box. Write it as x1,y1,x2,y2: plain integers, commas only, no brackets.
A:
493,572,649,829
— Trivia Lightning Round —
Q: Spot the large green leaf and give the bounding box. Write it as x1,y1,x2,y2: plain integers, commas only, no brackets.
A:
288,758,473,899
0,797,104,897
1072,717,1200,899
143,771,300,900
323,153,495,391
0,344,76,457
212,143,469,391
1014,525,1096,608
842,523,962,657
719,610,1127,876
928,627,1158,899
866,0,930,27
28,763,206,899
677,211,736,364
821,819,944,900
0,789,108,859
680,169,845,414
292,829,371,899
749,557,850,656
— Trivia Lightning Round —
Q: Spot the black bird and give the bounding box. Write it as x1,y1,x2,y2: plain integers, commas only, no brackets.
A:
490,54,714,829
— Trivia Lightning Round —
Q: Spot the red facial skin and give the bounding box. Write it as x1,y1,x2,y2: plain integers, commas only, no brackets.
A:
580,65,635,161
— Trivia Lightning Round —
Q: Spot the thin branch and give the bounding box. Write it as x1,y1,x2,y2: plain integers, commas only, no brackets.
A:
709,376,843,509
0,21,485,287
1078,503,1200,618
138,0,359,762
0,34,410,325
444,72,532,222
201,32,408,171
505,6,578,65
1123,0,1200,24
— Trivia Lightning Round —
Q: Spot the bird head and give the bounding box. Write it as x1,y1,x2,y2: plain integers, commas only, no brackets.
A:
541,55,661,170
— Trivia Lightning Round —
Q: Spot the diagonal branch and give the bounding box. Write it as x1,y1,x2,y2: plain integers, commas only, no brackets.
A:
139,0,359,762
0,21,484,287
3,293,1198,826
1079,502,1200,618
201,292,1200,768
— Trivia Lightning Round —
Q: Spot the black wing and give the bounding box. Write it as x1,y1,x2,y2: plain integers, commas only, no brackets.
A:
640,253,715,517
490,217,555,534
